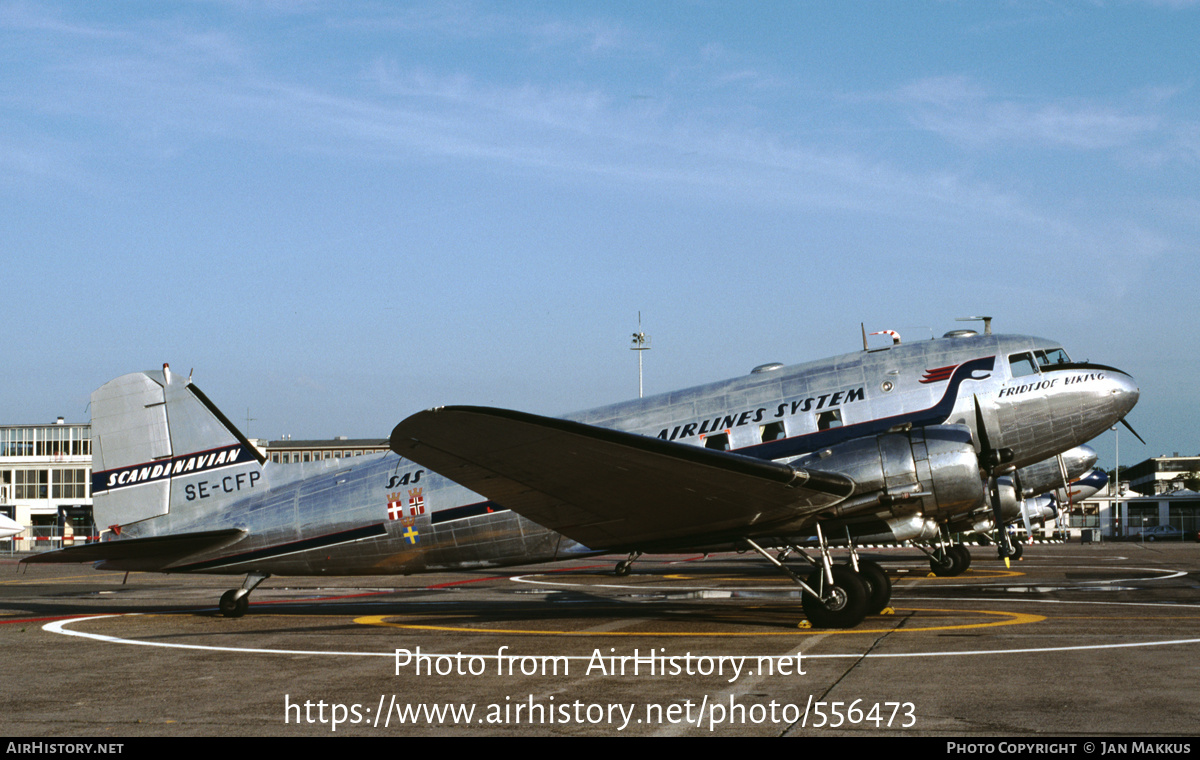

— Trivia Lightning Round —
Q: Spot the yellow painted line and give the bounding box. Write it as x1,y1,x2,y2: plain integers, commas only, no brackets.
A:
353,607,1044,636
1047,615,1200,621
918,569,1026,580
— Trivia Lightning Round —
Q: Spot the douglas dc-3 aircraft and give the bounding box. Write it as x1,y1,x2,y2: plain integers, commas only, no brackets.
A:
1009,466,1109,551
25,323,1139,628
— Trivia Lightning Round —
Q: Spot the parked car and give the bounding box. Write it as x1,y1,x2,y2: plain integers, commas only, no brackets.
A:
1141,525,1184,541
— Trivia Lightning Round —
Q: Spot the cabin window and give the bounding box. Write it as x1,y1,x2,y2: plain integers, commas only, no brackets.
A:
817,410,842,431
759,421,786,442
703,432,730,451
1008,353,1038,378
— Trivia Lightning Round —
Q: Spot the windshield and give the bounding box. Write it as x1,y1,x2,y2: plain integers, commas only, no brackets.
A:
1035,348,1071,366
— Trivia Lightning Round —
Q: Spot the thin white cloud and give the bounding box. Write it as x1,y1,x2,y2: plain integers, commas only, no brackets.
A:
897,76,1159,150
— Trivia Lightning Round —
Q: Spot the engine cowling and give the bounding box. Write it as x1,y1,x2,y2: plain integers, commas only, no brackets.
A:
788,423,986,541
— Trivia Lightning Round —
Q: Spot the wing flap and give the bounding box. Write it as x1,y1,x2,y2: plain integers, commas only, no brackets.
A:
390,406,853,550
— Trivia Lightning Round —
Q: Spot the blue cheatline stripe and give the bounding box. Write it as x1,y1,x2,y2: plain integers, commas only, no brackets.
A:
431,501,510,525
738,356,996,460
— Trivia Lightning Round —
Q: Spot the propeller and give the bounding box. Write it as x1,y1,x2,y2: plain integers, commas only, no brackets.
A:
1120,418,1146,445
1019,492,1034,537
974,395,1015,562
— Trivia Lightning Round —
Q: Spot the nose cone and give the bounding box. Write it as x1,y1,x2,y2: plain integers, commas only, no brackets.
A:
1061,445,1098,477
1110,369,1140,420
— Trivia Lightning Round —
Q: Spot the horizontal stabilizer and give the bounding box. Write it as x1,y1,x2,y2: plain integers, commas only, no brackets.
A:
21,529,247,571
390,406,853,551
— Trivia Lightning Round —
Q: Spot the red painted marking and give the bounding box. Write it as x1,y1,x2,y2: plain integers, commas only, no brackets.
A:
1,615,97,625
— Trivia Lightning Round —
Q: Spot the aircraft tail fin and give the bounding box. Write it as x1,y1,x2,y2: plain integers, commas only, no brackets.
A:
90,364,265,534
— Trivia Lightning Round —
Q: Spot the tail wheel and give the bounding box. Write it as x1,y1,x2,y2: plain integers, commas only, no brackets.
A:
219,589,249,618
853,560,892,615
802,566,868,629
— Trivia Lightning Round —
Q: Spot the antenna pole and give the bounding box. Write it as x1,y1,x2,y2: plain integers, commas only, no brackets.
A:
630,312,651,398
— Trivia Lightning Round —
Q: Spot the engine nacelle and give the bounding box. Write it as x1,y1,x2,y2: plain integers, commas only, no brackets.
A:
1014,445,1097,497
1023,496,1057,525
790,423,986,534
948,476,1020,533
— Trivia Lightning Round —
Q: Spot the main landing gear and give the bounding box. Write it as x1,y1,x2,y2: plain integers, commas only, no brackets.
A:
218,572,269,618
976,530,1023,561
1005,533,1024,560
925,543,972,577
916,528,973,577
745,524,892,629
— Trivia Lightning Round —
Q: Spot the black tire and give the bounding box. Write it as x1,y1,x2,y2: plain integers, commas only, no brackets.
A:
614,562,631,577
950,544,972,572
219,589,248,618
802,566,868,628
1009,540,1024,560
854,560,892,614
930,547,965,577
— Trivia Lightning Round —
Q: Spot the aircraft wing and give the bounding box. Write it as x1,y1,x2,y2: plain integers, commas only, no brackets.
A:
389,406,854,551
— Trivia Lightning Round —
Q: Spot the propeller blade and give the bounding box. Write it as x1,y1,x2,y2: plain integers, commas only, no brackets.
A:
1121,418,1146,445
989,477,1011,560
975,395,1011,559
973,394,992,455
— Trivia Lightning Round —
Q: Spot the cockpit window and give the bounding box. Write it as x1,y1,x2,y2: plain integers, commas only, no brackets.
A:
1008,353,1038,378
1035,348,1071,366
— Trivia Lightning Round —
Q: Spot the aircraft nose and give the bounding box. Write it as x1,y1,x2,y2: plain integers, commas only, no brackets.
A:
1109,369,1140,419
1063,444,1098,474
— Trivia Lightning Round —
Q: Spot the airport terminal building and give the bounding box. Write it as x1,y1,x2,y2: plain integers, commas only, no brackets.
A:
0,420,93,548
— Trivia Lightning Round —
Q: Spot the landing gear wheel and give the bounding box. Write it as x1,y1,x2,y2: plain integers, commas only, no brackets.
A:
802,566,868,629
614,562,632,577
1009,540,1024,560
930,547,966,577
853,560,892,615
219,589,249,618
949,544,972,572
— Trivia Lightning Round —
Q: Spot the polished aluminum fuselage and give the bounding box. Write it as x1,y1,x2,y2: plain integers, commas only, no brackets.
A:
104,332,1137,576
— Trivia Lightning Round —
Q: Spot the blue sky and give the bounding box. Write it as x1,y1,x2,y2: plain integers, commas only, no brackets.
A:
2,1,1196,472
